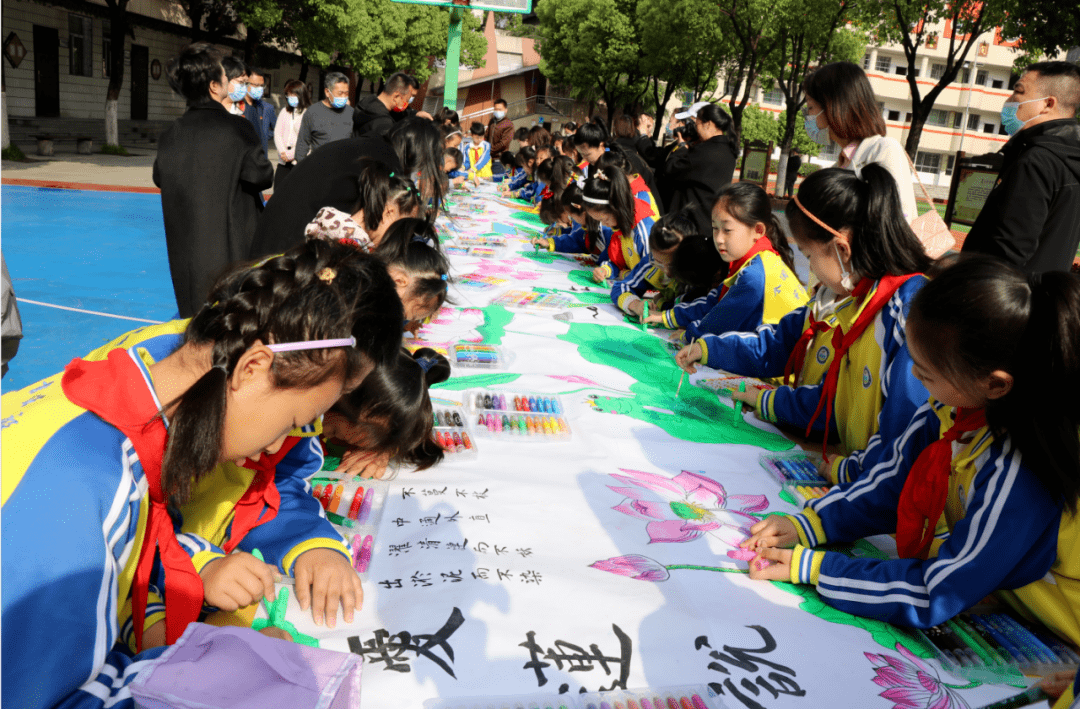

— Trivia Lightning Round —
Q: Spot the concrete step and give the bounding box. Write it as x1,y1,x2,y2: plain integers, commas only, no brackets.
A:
8,117,172,146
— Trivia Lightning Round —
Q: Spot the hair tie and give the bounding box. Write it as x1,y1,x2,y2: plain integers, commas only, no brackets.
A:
792,194,845,241
440,273,448,281
417,356,438,373
389,171,395,177
582,195,610,206
575,177,585,189
594,169,608,182
317,267,337,284
412,233,434,247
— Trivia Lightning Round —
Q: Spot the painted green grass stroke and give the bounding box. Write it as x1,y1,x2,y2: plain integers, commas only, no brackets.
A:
558,322,792,450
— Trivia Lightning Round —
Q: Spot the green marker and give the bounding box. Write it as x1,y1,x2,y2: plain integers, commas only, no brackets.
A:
640,301,649,332
733,382,746,426
250,548,276,611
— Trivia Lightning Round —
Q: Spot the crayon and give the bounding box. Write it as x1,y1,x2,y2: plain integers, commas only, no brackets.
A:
461,433,473,449
357,487,375,525
950,616,1005,666
968,614,1028,664
640,701,653,709
995,615,1057,664
329,484,345,514
453,412,463,427
358,535,374,573
628,701,641,709
451,432,464,451
679,698,695,709
351,535,364,571
347,487,365,519
319,483,334,510
690,696,709,709
667,698,680,709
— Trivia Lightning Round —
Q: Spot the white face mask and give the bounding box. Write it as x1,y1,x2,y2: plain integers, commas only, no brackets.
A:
833,241,854,291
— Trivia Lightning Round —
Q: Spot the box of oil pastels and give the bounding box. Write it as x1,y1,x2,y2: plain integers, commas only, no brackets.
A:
421,683,729,709
308,478,387,578
432,403,479,460
465,389,572,440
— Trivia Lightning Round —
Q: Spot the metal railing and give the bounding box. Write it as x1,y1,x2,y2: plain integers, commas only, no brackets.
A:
458,95,590,126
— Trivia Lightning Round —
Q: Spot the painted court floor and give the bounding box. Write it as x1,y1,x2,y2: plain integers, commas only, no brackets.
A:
2,185,176,392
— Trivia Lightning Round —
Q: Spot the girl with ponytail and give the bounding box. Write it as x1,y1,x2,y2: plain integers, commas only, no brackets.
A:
322,347,451,480
584,164,665,316
372,218,452,325
531,181,613,259
645,183,807,341
1,239,403,709
743,255,1080,649
677,164,932,487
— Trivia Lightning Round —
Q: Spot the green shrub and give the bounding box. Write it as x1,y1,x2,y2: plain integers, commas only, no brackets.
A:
1,144,26,161
798,162,822,177
101,143,130,156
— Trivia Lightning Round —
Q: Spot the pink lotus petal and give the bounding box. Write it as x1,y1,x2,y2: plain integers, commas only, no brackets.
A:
673,471,727,506
631,499,675,520
728,494,769,513
607,485,649,500
548,375,602,386
875,667,911,687
898,643,937,676
590,554,670,581
927,691,954,709
612,500,655,522
613,469,684,496
885,655,909,673
645,519,718,544
880,687,922,706
726,548,757,561
917,671,940,693
865,652,884,665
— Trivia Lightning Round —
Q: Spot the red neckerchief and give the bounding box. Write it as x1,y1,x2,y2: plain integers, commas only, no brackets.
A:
895,408,987,559
805,274,920,461
540,185,554,200
628,174,647,196
783,313,832,387
61,349,204,651
222,439,298,553
720,235,776,299
606,197,655,271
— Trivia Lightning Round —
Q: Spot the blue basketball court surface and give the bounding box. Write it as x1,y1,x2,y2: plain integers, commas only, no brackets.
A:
2,185,176,392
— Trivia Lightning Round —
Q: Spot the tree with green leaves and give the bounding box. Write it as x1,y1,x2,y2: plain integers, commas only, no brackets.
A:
762,0,864,195
534,0,649,123
714,0,785,143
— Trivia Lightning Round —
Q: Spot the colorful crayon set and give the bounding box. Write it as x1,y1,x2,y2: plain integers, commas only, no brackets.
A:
309,479,387,530
455,234,508,248
422,684,728,709
451,343,506,369
467,390,571,440
696,375,775,397
432,405,479,459
456,273,510,290
758,451,832,505
445,244,503,258
917,610,1080,683
492,289,573,312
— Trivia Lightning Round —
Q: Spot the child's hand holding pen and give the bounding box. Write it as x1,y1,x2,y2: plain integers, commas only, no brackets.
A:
675,342,703,374
728,384,765,412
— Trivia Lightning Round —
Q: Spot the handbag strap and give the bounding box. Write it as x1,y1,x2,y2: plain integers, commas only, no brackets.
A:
903,150,936,206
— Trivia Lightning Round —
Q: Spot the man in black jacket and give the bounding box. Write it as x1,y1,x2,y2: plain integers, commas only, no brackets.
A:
962,61,1080,274
155,43,274,317
353,73,419,139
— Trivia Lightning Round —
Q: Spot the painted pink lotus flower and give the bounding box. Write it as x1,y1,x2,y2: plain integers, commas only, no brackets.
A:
590,555,670,581
866,644,970,709
608,469,767,555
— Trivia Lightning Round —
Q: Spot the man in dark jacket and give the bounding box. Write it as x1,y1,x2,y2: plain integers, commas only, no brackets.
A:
486,99,515,171
664,102,739,239
248,136,402,260
155,43,274,317
242,67,276,155
353,72,419,139
962,61,1080,274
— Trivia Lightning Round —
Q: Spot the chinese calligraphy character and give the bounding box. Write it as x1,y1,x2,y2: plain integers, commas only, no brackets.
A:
388,543,411,556
441,570,463,583
402,488,415,499
696,627,804,709
520,570,542,584
519,625,632,692
378,579,403,589
347,607,465,677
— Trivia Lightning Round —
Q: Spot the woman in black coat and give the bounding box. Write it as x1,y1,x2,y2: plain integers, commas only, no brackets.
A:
153,43,274,317
664,103,740,239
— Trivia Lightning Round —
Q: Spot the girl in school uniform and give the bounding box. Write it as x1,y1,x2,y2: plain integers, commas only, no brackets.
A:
1,241,404,709
502,146,537,199
461,121,493,182
646,208,726,312
532,182,612,259
676,165,932,485
322,347,450,480
303,159,421,251
645,183,807,341
743,256,1080,650
584,165,664,316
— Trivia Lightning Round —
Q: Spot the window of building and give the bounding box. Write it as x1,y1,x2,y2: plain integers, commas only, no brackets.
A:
953,112,962,128
991,78,1003,89
875,55,892,73
863,52,872,70
944,154,956,177
724,74,740,96
762,87,783,105
69,13,93,77
931,63,946,80
967,113,980,130
895,65,907,76
999,124,1009,136
976,69,989,86
905,112,913,122
819,142,840,159
915,151,940,174
982,123,996,134
927,109,950,126
960,66,971,84
887,109,900,122
925,32,939,49
102,19,111,77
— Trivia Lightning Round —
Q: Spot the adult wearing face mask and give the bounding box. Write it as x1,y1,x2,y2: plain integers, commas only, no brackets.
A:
242,67,277,155
353,72,420,139
154,43,274,317
295,72,355,162
663,102,739,237
486,98,515,174
221,56,249,116
962,61,1080,274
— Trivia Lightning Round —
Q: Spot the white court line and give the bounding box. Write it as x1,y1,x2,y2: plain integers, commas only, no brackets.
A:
16,298,164,324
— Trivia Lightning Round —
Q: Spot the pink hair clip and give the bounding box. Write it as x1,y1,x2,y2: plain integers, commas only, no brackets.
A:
266,336,356,353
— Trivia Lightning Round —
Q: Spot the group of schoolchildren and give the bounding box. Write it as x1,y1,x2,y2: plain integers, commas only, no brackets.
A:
4,56,1080,709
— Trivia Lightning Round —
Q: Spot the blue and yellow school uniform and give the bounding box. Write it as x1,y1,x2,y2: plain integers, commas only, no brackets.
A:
513,178,538,202
462,140,493,180
79,321,347,649
786,399,1080,646
598,190,665,313
507,168,528,192
1053,669,1079,709
543,221,613,256
2,350,168,709
698,278,929,484
660,245,807,342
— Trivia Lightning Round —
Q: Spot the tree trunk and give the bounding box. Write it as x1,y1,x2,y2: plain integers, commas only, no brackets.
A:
904,112,927,161
298,59,309,83
243,26,261,65
104,5,128,148
774,101,800,196
2,91,10,150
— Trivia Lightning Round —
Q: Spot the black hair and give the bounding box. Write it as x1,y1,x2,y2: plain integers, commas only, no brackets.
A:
494,98,508,109
433,106,459,125
443,147,463,171
387,118,445,219
534,155,577,197
384,72,419,96
803,62,887,144
559,182,603,252
514,127,530,142
248,67,268,80
373,218,451,313
649,207,699,252
696,104,739,157
593,148,633,177
528,125,552,148
166,42,226,107
715,182,798,275
785,164,931,280
469,121,486,137
282,78,312,112
670,229,727,293
908,255,1080,513
440,122,463,143
329,346,450,471
515,146,538,171
1025,61,1080,117
583,164,634,237
499,151,515,168
539,196,567,226
574,122,607,149
561,139,581,162
221,55,247,82
162,240,403,505
350,159,421,233
563,121,578,133
612,115,637,140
